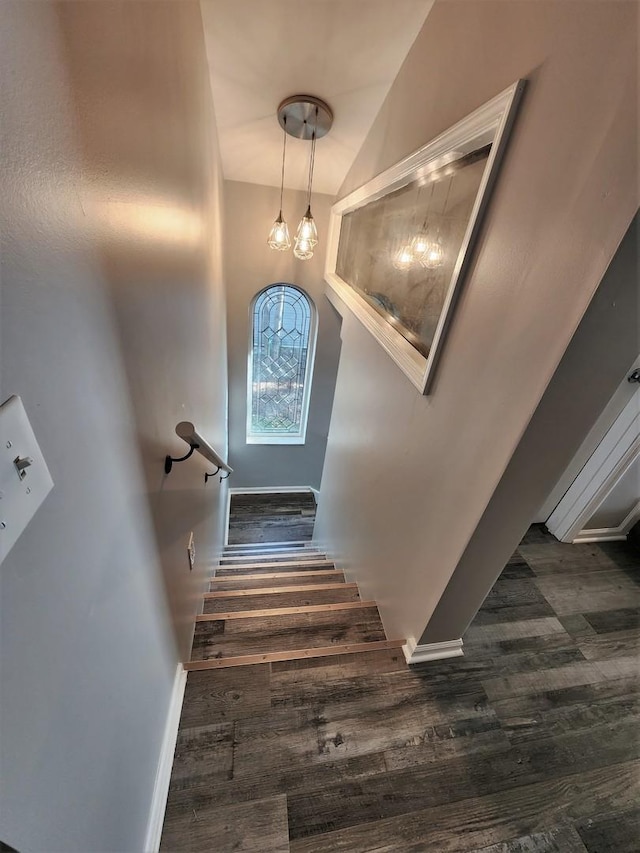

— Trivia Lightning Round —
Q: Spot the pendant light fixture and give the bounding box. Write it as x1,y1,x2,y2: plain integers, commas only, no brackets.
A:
294,117,318,260
267,118,291,251
270,95,333,260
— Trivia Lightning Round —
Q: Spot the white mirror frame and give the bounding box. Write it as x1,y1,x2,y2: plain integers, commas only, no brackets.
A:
324,80,525,394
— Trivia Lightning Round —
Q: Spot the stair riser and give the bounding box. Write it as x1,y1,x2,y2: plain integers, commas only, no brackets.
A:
220,552,325,564
203,586,360,613
223,543,319,548
223,543,318,551
191,607,385,661
215,561,333,577
223,539,313,550
210,572,345,591
198,601,374,621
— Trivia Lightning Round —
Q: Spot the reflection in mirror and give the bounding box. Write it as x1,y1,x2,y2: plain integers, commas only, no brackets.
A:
336,145,491,357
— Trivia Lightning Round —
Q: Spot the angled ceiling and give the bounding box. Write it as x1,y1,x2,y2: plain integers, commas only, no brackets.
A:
200,0,434,196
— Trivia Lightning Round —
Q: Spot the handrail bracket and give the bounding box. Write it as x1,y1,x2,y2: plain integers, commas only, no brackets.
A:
164,444,199,475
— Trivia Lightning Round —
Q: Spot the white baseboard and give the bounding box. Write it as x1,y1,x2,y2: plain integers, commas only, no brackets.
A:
228,486,317,495
570,500,640,544
403,637,464,665
144,664,187,853
573,533,629,543
223,487,231,547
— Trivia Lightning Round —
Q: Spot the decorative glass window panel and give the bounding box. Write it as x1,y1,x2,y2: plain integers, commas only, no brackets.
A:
325,81,524,394
247,284,316,444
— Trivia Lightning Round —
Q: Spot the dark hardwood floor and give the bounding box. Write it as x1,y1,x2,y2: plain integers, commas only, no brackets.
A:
161,499,640,853
226,492,316,544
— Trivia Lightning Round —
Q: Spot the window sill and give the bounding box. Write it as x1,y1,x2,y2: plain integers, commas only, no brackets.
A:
246,435,307,446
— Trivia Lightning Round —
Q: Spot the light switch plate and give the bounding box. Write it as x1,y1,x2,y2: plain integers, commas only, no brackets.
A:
0,395,54,564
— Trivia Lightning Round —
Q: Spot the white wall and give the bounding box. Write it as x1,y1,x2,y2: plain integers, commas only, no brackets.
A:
224,181,342,489
315,0,638,647
0,3,227,851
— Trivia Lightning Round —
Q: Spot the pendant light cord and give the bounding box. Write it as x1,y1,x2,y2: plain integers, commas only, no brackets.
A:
279,118,287,213
306,107,318,210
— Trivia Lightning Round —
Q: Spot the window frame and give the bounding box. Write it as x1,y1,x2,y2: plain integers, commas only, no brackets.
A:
246,283,318,446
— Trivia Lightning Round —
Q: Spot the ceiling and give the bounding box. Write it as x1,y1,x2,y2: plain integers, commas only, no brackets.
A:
200,0,434,197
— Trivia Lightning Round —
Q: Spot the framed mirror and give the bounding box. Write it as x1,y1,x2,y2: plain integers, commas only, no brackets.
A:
324,81,525,394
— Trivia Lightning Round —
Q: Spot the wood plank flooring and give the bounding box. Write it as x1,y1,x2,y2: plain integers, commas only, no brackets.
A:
226,492,316,545
161,503,640,853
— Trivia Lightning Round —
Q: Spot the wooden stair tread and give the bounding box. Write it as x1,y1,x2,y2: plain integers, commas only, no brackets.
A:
222,545,320,553
205,581,355,598
220,552,325,563
191,606,386,660
185,639,405,670
223,539,313,550
203,584,359,613
215,559,333,574
197,600,375,621
222,549,318,557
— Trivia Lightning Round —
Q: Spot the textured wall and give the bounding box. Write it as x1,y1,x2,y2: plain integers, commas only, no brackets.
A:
224,181,342,489
315,0,638,647
0,3,227,850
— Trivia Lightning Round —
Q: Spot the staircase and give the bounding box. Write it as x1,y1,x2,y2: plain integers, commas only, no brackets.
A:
186,540,404,671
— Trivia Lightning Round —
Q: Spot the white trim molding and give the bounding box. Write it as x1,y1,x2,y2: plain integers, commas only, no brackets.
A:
228,486,317,495
571,501,640,544
403,636,464,665
547,387,640,543
223,487,232,547
324,80,525,394
144,664,187,853
538,357,640,523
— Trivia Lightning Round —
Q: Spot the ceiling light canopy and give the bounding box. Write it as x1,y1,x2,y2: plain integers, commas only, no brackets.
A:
267,95,333,261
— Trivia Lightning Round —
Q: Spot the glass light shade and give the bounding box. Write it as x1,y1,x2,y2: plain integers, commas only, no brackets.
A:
293,236,314,261
419,239,444,269
393,244,414,271
295,206,318,247
267,212,291,251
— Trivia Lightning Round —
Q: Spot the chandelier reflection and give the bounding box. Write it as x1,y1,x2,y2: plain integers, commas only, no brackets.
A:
418,237,444,269
393,244,415,270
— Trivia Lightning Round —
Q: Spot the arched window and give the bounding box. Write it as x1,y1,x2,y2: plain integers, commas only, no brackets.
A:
247,284,317,444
